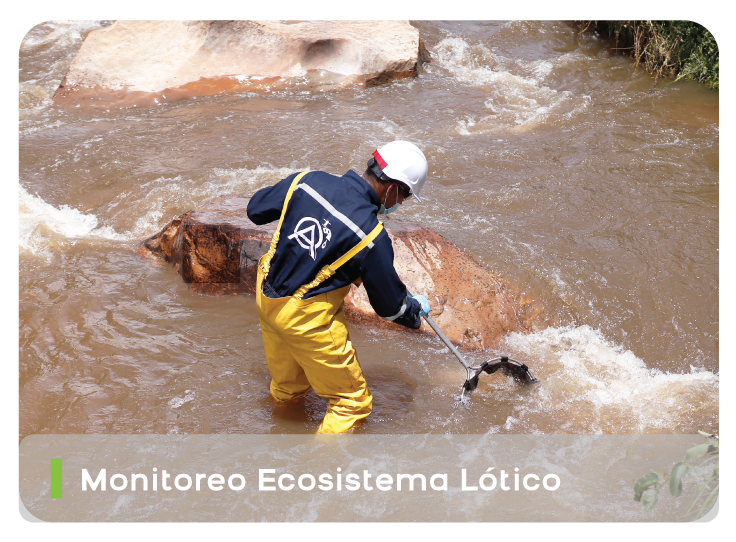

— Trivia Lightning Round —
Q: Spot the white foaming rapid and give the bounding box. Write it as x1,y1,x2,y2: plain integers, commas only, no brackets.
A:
502,325,718,433
19,185,125,259
431,37,591,133
20,166,305,261
21,20,106,50
108,166,302,239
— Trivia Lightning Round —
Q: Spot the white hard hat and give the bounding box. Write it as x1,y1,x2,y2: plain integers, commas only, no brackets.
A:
369,141,428,202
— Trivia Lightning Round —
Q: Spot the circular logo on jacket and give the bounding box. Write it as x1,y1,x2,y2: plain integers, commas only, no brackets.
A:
287,217,324,260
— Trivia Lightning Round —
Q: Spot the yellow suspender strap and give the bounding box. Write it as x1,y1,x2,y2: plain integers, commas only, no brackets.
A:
331,222,384,270
293,221,384,300
259,171,310,277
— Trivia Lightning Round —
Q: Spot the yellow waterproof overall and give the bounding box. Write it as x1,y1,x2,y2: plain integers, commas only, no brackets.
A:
256,172,384,434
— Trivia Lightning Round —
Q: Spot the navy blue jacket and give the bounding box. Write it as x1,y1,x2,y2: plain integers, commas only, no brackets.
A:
247,170,421,329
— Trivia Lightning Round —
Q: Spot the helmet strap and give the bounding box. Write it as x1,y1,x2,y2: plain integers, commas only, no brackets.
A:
368,157,391,182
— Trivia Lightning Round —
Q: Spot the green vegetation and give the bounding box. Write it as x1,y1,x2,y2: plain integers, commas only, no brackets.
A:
577,21,719,89
633,431,719,519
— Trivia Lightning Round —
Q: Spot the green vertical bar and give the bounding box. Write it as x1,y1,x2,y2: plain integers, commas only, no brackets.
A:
50,458,62,499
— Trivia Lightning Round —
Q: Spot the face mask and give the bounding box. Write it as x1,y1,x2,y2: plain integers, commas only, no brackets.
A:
378,185,400,215
378,203,399,215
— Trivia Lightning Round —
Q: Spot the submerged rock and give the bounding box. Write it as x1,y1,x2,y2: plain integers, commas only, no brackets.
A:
54,20,430,107
139,195,540,350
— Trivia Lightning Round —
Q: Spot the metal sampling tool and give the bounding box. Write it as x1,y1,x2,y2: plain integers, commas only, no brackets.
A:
411,293,538,397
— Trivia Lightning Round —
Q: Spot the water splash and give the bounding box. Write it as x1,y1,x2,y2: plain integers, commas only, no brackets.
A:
432,37,591,132
19,185,125,259
105,166,303,239
502,325,718,433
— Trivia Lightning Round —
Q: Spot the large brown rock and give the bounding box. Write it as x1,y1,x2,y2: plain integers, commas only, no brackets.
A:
139,195,541,350
54,20,430,107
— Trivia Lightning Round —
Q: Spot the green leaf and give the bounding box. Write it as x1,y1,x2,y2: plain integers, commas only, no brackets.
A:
634,472,660,499
697,430,712,438
669,462,687,497
641,488,659,512
684,443,712,462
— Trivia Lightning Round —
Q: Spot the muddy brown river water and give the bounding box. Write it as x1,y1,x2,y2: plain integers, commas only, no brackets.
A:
19,21,718,440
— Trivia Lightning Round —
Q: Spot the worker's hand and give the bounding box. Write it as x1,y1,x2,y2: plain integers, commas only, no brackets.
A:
412,295,430,316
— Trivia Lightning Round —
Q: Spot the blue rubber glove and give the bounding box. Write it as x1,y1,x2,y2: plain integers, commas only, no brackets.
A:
412,295,430,316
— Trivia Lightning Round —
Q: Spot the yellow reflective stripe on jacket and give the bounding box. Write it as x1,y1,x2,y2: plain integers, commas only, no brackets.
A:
292,221,383,300
259,171,310,277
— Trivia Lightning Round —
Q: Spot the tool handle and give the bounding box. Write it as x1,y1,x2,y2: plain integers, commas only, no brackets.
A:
421,314,471,370
408,291,471,370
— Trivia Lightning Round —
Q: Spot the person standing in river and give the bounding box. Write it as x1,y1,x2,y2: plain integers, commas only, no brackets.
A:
246,141,431,433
